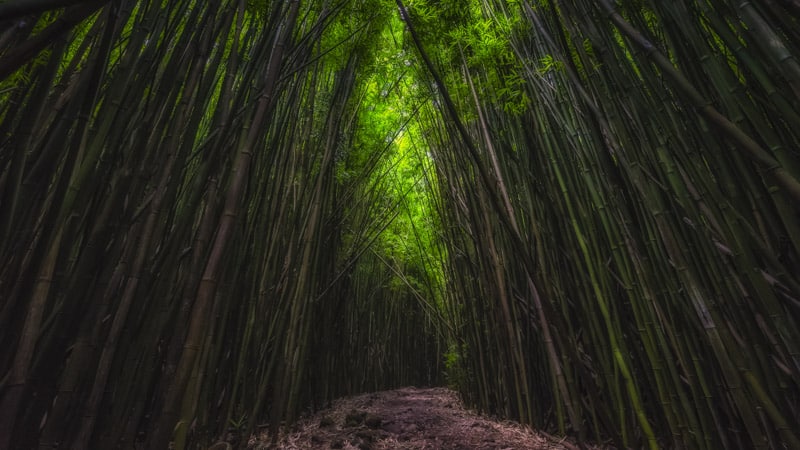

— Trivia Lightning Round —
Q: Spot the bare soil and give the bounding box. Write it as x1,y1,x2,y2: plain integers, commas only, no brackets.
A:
246,387,586,449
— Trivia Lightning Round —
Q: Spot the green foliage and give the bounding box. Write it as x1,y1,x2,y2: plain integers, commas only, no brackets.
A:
421,1,531,115
227,412,248,431
0,11,60,93
330,5,450,347
443,343,468,391
245,0,270,15
537,54,564,74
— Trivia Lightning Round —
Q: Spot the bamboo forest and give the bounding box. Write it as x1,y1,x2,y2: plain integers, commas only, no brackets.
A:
1,0,799,448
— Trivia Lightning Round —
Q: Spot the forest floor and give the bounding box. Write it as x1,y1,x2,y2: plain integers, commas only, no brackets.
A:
246,387,591,449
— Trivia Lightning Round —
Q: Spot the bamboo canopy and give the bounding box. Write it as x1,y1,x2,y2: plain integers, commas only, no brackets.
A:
0,0,798,449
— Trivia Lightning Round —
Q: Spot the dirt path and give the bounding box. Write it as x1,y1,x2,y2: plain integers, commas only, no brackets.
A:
247,387,584,449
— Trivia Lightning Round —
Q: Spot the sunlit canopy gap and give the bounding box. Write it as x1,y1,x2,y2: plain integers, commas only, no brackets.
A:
0,0,798,449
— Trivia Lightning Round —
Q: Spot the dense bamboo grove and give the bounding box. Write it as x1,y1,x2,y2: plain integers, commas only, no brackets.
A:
1,0,799,449
0,1,444,448
410,0,800,449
